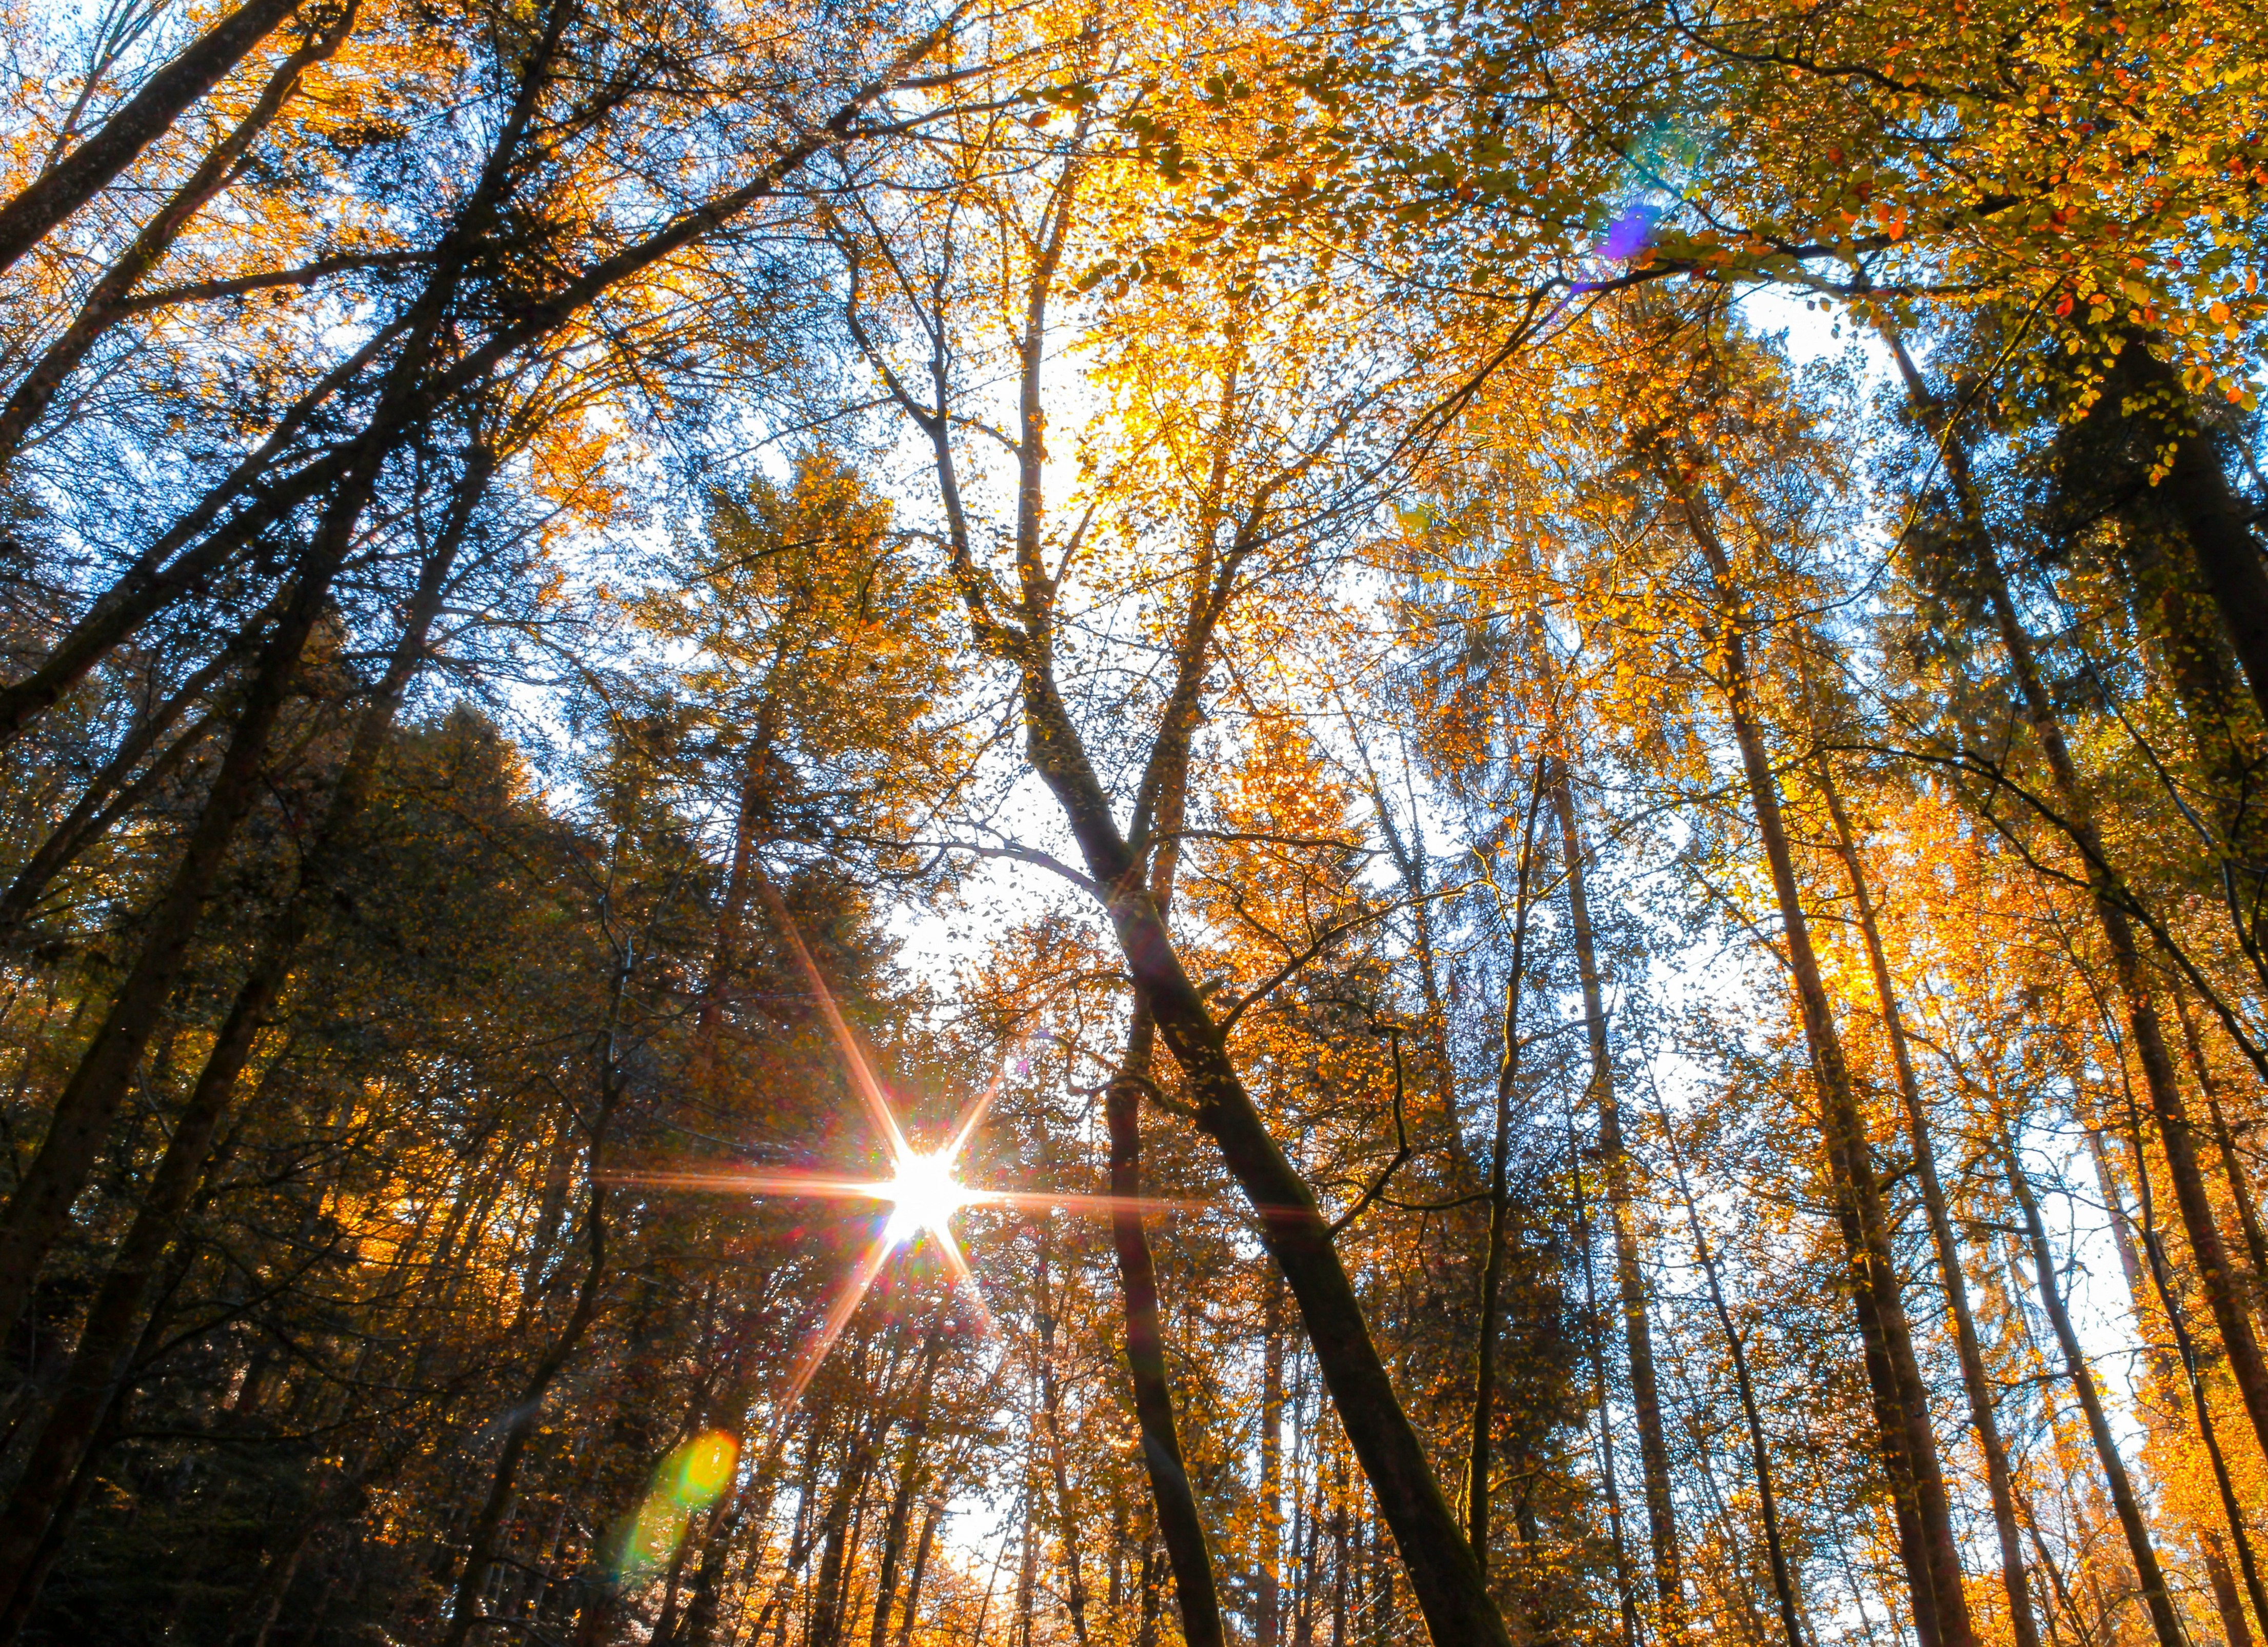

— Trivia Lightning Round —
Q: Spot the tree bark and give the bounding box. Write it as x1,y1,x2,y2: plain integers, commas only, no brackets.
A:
1811,757,2037,1647
1469,758,1547,1574
0,0,360,467
2000,1139,2183,1647
0,0,308,275
1551,769,1679,1626
1671,474,1975,1647
0,443,490,1615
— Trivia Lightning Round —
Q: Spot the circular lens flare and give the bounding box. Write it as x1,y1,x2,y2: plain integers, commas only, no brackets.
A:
882,1152,966,1247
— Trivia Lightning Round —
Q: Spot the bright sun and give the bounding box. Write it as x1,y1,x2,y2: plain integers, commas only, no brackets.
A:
882,1153,966,1247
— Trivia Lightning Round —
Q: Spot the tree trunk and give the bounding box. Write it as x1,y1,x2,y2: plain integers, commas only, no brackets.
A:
2110,1097,2268,1638
868,1325,944,1647
1470,758,1547,1575
1106,712,1226,1647
2000,1138,2183,1647
0,0,361,467
893,1497,941,1647
1811,756,2038,1647
1884,323,2268,1471
1672,475,1975,1647
0,0,308,275
440,963,626,1647
0,463,373,1353
1551,769,1679,1626
0,441,492,1616
1650,1084,1806,1647
1260,1276,1286,1647
2173,990,2268,1319
2099,340,2268,729
1033,1231,1092,1647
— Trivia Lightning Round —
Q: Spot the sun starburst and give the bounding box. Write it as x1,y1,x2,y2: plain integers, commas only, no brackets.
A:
615,871,1195,1451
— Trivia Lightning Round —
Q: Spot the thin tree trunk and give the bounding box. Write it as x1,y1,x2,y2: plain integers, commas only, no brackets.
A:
1260,1275,1286,1647
1469,756,1547,1573
1551,768,1679,1625
440,956,627,1647
867,1325,945,1647
1884,324,2268,1473
0,440,492,1615
2110,1092,2268,1638
1566,1070,1641,1647
2173,989,2268,1317
0,0,308,275
2000,1137,2183,1647
1672,474,1974,1647
1107,1003,1225,1647
1645,1074,1806,1647
1811,756,2038,1647
0,0,360,467
1034,1231,1092,1647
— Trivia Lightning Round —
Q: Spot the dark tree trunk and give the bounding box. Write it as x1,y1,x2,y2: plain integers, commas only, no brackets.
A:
1468,757,1547,1574
2001,1140,2183,1647
1811,758,2037,1647
0,0,308,275
0,441,491,1616
0,0,361,467
1672,475,1975,1647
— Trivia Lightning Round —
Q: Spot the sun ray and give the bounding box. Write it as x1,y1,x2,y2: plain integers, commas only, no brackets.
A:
750,866,911,1163
772,1226,896,1421
922,1219,996,1339
966,1187,1206,1219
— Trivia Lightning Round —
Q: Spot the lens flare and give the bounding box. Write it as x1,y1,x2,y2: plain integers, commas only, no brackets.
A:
617,1430,740,1582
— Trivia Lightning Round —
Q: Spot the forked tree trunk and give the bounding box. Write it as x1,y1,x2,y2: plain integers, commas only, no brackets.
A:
1811,757,2038,1647
1105,733,1226,1647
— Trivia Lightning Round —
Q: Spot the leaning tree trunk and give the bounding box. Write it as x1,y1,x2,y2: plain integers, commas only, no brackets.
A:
0,0,309,275
1672,474,1976,1647
1105,729,1226,1647
2001,1137,2184,1647
1811,756,2038,1647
